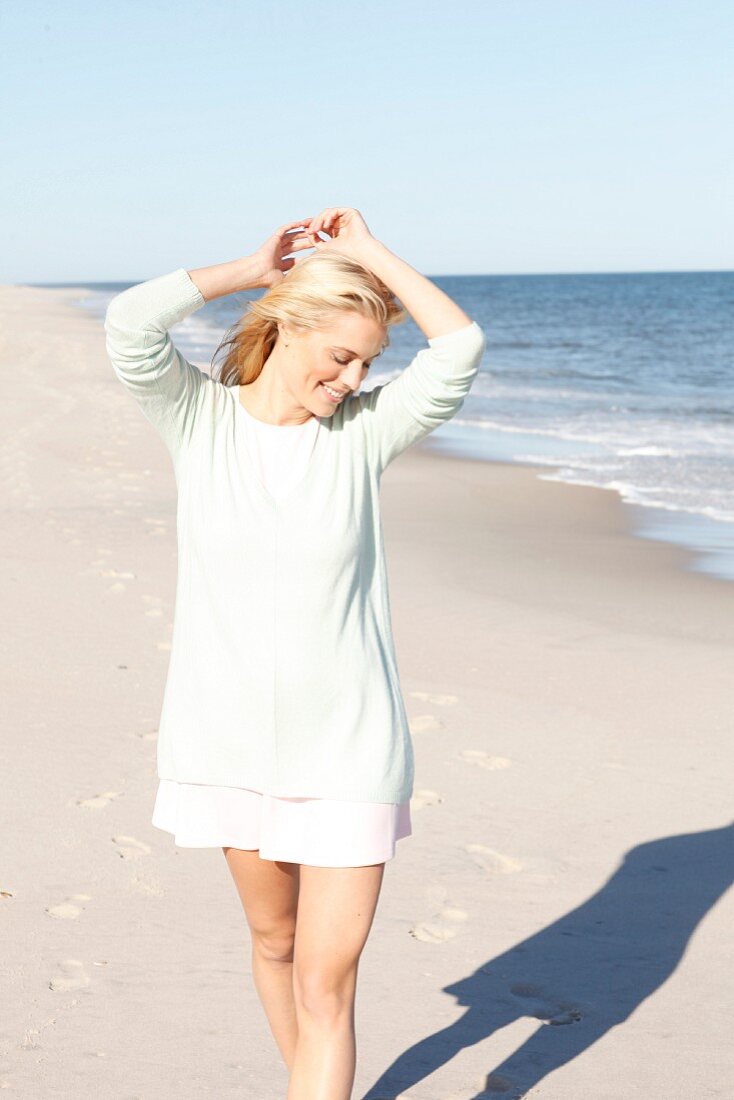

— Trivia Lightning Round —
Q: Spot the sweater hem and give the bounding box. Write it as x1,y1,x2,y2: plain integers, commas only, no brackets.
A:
156,773,413,805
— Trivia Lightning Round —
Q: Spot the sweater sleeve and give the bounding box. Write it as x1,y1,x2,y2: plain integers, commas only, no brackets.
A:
357,319,486,472
104,267,209,459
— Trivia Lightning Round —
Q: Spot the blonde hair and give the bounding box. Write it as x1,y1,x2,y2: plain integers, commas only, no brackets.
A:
211,251,408,386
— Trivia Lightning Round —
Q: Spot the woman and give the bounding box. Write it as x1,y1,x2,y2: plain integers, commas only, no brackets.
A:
104,207,486,1098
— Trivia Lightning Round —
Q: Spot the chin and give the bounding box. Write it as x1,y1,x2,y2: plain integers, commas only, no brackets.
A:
313,385,347,415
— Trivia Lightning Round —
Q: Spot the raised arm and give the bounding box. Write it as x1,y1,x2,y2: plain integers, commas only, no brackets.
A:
104,267,210,460
358,316,486,472
346,234,486,471
104,230,316,460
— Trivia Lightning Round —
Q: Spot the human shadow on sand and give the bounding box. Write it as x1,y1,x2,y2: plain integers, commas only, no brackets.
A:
364,822,734,1099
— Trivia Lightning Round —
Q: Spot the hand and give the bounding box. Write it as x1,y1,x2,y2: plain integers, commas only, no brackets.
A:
304,207,376,260
249,218,317,288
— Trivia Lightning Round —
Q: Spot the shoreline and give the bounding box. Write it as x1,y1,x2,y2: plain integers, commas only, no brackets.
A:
416,424,734,588
26,278,734,588
2,281,733,1096
415,442,734,590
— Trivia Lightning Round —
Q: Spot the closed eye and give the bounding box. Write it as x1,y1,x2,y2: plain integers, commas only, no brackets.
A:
333,355,372,370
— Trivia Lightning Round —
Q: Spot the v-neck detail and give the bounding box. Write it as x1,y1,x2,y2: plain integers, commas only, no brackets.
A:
230,384,328,506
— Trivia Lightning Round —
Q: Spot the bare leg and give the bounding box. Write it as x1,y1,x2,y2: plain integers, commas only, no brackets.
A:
222,847,301,1071
287,862,386,1100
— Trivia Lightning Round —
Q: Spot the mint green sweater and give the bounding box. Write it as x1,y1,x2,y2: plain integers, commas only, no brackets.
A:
104,267,486,802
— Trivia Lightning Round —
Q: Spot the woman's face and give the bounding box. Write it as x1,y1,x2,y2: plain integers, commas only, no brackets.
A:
284,311,387,417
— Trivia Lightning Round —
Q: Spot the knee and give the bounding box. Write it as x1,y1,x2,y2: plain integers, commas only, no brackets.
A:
252,925,296,965
293,969,356,1024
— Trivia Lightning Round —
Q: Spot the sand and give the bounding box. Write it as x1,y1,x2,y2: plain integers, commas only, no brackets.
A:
1,282,732,1098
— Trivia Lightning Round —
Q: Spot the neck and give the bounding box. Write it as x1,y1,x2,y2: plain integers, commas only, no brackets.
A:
239,362,315,426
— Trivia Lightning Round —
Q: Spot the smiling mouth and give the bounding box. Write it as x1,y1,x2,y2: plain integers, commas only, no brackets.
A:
320,382,348,401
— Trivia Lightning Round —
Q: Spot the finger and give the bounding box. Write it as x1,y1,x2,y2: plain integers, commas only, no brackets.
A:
279,229,309,245
281,235,312,255
275,222,312,242
278,218,314,234
320,208,336,231
325,208,344,234
281,229,310,245
310,209,332,235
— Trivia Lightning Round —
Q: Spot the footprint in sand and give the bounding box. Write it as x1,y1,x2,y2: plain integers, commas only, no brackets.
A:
484,1072,517,1095
409,922,456,943
408,690,459,706
76,791,123,810
49,959,90,992
130,874,165,897
409,906,469,943
133,727,158,741
447,1074,515,1099
410,789,443,810
108,582,127,594
99,568,136,579
508,982,582,1025
45,893,91,920
459,749,512,771
111,836,151,861
409,714,444,733
442,906,469,922
464,843,523,875
143,518,167,537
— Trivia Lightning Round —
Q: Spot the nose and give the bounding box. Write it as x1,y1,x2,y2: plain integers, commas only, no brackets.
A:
341,361,367,392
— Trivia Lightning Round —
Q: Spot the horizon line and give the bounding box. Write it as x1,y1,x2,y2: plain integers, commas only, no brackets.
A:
15,265,734,288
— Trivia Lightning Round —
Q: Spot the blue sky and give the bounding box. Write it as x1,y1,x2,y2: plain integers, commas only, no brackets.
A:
3,0,732,281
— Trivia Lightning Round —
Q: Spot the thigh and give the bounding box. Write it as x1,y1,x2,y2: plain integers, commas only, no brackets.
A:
293,863,385,992
223,848,300,945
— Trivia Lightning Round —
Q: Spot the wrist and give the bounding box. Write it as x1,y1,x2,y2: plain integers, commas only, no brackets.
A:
188,255,264,302
352,236,390,267
233,254,266,292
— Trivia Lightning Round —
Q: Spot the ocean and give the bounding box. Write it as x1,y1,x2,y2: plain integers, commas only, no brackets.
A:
47,269,734,584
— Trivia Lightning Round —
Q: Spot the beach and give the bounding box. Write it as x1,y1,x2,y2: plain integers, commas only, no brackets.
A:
2,282,732,1098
